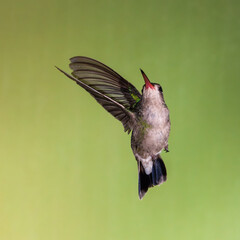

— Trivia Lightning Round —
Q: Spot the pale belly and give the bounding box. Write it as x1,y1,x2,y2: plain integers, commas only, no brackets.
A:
131,124,169,158
131,89,170,174
131,123,170,175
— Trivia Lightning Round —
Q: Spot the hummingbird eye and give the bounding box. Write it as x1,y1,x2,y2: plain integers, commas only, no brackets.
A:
159,86,163,92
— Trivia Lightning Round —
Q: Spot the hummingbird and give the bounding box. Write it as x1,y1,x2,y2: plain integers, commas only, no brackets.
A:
56,57,171,199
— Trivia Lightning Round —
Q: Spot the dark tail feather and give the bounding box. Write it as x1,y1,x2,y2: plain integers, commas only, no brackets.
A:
138,155,167,199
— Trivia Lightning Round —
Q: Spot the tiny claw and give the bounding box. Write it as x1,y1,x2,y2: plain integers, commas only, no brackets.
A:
164,146,169,153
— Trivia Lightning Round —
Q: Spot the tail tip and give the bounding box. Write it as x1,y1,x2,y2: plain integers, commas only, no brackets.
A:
138,156,167,199
138,189,147,200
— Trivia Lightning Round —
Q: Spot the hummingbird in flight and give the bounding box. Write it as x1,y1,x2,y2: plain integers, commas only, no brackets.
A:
56,57,171,199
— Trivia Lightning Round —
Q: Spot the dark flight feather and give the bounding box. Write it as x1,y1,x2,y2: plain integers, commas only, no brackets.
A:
56,57,142,133
69,57,141,110
138,156,167,199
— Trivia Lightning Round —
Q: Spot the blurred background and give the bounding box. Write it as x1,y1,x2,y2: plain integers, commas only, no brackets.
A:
0,0,240,239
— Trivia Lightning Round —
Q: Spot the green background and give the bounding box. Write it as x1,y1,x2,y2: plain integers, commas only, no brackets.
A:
0,0,239,239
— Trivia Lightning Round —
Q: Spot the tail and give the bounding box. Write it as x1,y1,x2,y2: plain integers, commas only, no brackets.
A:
138,155,167,199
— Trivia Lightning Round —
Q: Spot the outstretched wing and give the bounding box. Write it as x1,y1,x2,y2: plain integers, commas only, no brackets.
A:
56,56,142,133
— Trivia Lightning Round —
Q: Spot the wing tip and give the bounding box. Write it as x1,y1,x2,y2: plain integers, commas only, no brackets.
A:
70,56,95,63
55,65,64,73
55,66,77,83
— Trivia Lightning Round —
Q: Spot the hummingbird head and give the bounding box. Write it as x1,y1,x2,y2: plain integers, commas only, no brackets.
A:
140,69,164,102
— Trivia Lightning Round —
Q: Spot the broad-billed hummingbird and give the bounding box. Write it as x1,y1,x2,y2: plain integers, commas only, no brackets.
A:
56,57,171,199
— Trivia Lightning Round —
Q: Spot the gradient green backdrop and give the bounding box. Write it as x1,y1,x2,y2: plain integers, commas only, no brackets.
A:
0,0,240,239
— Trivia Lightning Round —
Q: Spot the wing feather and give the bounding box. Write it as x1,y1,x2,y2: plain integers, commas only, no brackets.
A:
69,57,141,109
57,57,142,133
56,65,136,133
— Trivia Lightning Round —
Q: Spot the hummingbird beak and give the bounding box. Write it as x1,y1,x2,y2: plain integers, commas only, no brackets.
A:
140,69,155,90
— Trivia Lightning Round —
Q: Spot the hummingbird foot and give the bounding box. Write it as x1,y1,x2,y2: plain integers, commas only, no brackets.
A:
164,146,169,153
